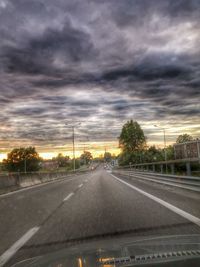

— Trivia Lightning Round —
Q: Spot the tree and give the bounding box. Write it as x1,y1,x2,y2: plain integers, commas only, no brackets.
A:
53,153,70,167
104,152,112,162
165,145,175,160
3,147,41,172
69,159,80,169
119,120,146,153
143,146,164,163
80,151,93,165
176,134,193,144
118,151,133,166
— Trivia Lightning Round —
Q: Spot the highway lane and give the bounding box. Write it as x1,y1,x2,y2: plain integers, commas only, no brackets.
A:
113,171,200,218
1,166,200,266
0,172,94,261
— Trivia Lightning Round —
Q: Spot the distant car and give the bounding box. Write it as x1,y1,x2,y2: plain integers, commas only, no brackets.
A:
104,165,110,170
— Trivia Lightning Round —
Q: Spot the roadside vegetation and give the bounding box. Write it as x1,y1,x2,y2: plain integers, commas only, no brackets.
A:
0,121,199,176
118,120,199,176
0,146,97,173
2,147,41,173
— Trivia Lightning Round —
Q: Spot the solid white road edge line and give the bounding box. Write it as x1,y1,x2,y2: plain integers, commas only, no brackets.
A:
110,173,200,227
0,227,40,267
63,192,74,202
0,177,78,198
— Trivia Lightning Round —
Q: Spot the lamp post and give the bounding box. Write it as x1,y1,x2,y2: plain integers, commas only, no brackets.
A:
154,125,167,173
72,126,75,171
24,156,27,173
82,137,90,166
65,123,81,172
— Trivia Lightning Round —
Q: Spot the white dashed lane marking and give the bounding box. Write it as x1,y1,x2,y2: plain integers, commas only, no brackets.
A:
63,192,74,202
0,227,40,267
0,178,87,265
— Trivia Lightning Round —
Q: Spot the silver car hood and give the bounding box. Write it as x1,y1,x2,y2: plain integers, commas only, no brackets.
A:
12,234,200,267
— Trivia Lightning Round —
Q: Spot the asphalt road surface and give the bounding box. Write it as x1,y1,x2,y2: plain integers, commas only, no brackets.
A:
1,165,200,266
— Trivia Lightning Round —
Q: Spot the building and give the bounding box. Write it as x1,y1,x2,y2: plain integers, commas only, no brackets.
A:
174,140,200,160
41,160,59,170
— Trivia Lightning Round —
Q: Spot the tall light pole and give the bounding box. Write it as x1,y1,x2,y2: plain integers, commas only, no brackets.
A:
82,140,88,166
24,157,27,173
23,150,27,174
154,125,167,172
72,126,75,171
65,123,81,172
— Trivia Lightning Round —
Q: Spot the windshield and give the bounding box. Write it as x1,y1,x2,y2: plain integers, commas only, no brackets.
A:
0,1,200,266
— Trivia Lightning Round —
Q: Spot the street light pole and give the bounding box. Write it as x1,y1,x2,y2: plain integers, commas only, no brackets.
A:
154,125,167,173
72,126,75,172
65,123,81,172
163,128,167,162
24,157,27,174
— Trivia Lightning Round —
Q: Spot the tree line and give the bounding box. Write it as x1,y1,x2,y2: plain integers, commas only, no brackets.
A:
1,121,197,172
2,148,94,173
118,120,196,166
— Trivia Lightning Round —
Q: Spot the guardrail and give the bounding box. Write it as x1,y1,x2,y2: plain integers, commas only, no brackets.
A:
112,169,200,192
117,157,200,176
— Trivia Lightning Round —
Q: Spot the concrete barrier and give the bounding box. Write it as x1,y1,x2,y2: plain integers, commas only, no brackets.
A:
0,168,98,194
0,170,94,194
0,169,91,194
19,174,41,187
18,172,69,188
0,174,18,188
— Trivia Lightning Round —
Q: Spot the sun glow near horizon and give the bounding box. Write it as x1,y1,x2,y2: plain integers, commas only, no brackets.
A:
0,129,197,162
0,141,121,162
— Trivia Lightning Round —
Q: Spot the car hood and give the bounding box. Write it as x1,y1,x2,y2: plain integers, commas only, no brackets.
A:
12,234,200,267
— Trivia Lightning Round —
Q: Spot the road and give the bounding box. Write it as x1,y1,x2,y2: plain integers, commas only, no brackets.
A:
0,165,200,266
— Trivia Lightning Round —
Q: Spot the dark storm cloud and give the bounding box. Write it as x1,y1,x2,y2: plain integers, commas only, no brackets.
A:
32,73,98,88
0,96,12,104
170,108,200,116
182,78,200,89
10,107,47,116
111,0,200,27
101,58,191,81
0,0,199,148
2,23,96,75
165,0,200,18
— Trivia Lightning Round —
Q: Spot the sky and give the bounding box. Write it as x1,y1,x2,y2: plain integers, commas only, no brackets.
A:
0,0,200,159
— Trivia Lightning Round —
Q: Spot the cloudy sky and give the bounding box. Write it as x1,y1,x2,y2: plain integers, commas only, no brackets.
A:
0,0,199,158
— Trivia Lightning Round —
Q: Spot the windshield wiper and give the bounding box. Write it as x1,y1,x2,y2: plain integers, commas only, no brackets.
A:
101,250,200,266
